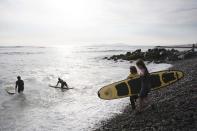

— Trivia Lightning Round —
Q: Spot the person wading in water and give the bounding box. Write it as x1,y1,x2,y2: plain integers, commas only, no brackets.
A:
15,76,24,93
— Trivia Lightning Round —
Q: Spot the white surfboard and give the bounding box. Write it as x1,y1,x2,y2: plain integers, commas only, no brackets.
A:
5,86,16,94
49,84,73,89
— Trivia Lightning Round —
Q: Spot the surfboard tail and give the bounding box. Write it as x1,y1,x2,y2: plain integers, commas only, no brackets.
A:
176,71,184,80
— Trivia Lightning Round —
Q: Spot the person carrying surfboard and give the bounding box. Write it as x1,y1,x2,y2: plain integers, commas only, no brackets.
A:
136,59,151,113
15,76,24,93
56,78,69,89
127,66,139,110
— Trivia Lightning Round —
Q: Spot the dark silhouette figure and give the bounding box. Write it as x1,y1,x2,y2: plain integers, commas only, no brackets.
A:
56,78,68,89
15,76,24,93
136,59,151,112
128,66,138,110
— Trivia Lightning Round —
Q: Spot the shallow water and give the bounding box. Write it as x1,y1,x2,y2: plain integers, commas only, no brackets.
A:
0,45,172,131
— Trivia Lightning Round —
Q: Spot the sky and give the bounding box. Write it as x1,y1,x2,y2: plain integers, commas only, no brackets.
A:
0,0,197,46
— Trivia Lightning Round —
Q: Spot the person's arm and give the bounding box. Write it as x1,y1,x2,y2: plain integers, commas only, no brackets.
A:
22,80,24,87
127,74,131,79
127,76,133,79
127,74,133,79
56,81,59,86
15,81,17,89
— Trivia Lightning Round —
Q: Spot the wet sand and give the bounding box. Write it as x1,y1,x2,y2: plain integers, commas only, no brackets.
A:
95,57,197,131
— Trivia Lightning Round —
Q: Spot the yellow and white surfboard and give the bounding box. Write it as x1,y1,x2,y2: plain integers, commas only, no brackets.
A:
98,70,184,100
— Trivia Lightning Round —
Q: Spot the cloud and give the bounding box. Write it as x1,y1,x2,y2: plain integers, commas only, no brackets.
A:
0,0,197,45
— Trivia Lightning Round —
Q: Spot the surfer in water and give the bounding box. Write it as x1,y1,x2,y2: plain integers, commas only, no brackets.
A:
128,66,138,110
56,78,69,89
15,76,24,93
136,59,151,113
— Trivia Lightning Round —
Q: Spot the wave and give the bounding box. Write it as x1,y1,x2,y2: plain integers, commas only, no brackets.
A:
76,49,131,53
0,52,44,55
0,46,46,49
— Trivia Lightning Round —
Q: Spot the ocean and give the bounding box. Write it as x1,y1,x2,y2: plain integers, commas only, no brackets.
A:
0,45,172,131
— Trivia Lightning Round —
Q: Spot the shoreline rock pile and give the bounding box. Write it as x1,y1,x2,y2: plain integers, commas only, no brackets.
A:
104,48,197,63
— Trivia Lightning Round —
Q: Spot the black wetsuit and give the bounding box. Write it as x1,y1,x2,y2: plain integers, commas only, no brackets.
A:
139,74,151,98
16,80,24,93
128,74,138,110
58,79,68,89
130,95,138,110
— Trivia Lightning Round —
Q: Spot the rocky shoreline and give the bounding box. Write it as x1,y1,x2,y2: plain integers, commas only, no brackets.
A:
104,47,197,63
95,56,197,131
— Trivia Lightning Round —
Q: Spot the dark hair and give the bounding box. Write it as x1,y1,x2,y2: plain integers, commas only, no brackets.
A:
17,76,21,80
130,66,137,74
136,59,149,75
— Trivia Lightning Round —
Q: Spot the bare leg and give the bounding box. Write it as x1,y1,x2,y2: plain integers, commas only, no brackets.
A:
130,96,136,110
139,97,144,112
65,84,69,89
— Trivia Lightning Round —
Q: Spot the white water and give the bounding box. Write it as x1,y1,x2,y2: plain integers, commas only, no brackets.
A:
0,45,172,131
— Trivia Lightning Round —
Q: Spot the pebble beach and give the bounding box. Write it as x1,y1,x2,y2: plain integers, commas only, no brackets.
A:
95,56,197,131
